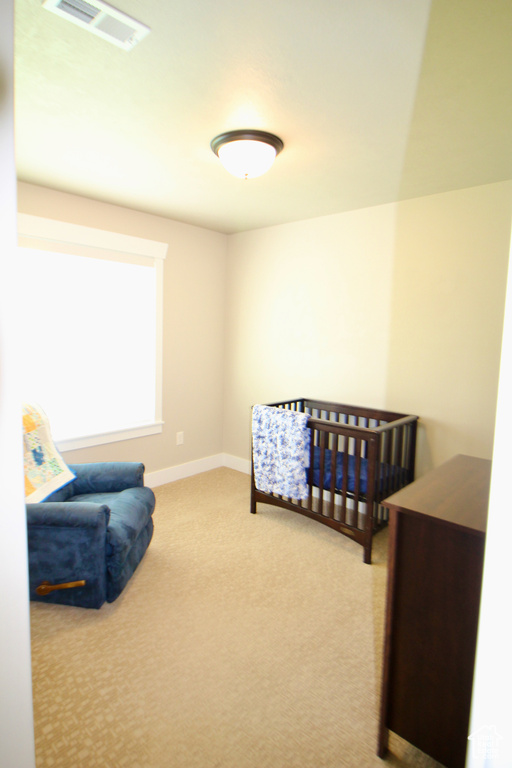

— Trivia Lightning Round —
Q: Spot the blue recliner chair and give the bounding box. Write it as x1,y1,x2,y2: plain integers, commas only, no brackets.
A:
26,462,155,609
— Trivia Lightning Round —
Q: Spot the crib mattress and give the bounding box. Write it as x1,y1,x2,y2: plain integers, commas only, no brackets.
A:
312,447,406,495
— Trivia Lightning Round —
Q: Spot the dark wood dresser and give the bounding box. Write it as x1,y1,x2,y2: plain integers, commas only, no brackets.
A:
377,454,491,768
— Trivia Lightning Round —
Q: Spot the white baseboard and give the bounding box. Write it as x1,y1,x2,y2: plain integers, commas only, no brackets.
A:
145,453,251,488
221,453,251,475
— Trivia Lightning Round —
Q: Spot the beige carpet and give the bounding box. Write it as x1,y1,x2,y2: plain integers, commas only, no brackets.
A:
30,468,442,768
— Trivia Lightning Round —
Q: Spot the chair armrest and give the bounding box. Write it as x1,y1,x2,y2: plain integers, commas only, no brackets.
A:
26,501,110,528
68,462,145,494
26,501,110,609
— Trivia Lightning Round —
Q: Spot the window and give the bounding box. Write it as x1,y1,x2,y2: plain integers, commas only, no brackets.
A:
17,214,167,451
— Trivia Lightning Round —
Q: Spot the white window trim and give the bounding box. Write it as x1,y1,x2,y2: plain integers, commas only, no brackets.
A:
57,422,165,453
17,214,167,451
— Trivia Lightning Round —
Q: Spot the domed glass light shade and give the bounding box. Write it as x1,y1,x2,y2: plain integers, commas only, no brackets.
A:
211,130,284,179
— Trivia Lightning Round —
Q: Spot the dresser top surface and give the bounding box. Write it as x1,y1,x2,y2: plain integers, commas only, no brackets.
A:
382,454,491,534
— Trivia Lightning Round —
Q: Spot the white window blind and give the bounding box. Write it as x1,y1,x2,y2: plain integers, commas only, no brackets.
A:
17,214,167,451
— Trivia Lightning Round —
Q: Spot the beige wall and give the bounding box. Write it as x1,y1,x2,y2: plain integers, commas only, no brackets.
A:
17,182,227,474
223,203,398,461
386,183,512,474
223,181,512,476
17,180,512,479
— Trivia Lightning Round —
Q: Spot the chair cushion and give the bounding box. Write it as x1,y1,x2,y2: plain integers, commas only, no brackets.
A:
68,486,155,580
45,483,76,502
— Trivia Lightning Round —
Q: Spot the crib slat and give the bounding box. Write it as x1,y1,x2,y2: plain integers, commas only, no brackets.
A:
383,431,392,498
385,430,393,495
379,433,387,498
394,426,404,490
340,436,349,524
352,439,362,528
404,423,413,480
362,418,369,459
404,426,411,478
307,432,315,512
318,429,326,517
328,433,337,519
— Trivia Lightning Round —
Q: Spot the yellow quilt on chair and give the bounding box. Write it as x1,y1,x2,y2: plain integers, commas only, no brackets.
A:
23,403,75,503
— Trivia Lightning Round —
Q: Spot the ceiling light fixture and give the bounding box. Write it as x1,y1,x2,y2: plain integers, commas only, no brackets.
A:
211,130,284,180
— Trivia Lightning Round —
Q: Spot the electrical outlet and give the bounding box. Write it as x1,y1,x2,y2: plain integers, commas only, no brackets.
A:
176,431,184,446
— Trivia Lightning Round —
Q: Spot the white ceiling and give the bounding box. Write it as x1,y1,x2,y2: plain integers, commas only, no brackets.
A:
14,0,512,234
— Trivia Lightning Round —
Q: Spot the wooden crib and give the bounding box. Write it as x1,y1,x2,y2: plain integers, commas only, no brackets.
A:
250,398,418,563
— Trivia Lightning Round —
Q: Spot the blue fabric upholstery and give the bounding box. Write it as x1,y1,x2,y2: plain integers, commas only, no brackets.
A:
27,502,109,609
26,462,155,609
69,462,145,494
68,487,155,580
107,518,154,603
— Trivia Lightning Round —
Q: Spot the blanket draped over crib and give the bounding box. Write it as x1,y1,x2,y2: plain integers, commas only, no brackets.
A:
252,404,311,499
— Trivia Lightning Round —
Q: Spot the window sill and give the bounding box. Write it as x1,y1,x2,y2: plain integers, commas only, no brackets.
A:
57,422,164,453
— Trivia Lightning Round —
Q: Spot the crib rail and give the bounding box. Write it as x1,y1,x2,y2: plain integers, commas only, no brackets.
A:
252,398,418,563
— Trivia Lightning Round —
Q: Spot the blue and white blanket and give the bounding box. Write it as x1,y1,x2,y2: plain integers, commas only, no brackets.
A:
252,404,311,500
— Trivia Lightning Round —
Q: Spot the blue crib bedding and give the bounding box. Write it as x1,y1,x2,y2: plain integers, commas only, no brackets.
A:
311,447,405,495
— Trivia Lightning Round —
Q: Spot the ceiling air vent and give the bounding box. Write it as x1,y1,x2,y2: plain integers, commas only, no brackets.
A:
42,0,150,51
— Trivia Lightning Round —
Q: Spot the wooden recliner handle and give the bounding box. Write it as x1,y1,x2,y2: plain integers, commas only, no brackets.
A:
36,580,86,596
